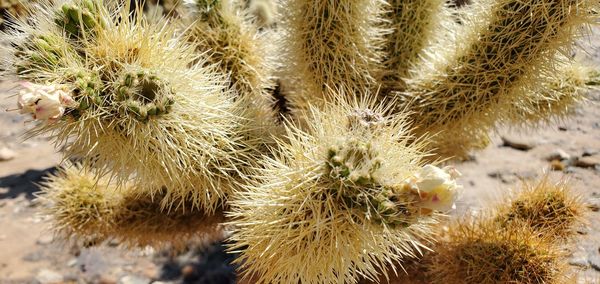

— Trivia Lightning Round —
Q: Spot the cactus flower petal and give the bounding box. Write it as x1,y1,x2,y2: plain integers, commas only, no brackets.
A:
17,82,73,123
414,165,461,212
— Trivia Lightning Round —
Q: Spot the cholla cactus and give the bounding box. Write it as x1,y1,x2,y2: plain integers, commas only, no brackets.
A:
380,0,451,92
2,0,599,282
494,176,586,240
184,0,280,140
397,0,598,158
38,164,226,248
427,218,567,284
280,0,387,112
506,60,598,126
3,0,260,210
228,96,459,284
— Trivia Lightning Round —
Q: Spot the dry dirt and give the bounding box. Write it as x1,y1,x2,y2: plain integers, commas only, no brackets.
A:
1,30,600,284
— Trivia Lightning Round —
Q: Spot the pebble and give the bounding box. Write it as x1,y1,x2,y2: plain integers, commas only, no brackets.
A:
501,136,537,151
0,147,16,161
36,234,54,245
583,148,599,157
35,269,63,284
181,264,197,280
67,258,78,267
546,149,570,161
23,250,44,262
120,275,150,284
98,275,118,284
549,160,565,171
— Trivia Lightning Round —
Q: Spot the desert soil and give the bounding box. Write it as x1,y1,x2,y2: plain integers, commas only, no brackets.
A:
1,31,600,284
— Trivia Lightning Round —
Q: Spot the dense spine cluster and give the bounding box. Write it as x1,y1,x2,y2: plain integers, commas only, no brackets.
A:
280,0,387,112
1,0,598,282
381,0,449,92
228,97,459,284
399,0,597,158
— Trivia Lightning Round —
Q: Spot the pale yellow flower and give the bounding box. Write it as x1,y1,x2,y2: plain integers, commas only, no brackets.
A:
413,165,461,212
17,82,74,123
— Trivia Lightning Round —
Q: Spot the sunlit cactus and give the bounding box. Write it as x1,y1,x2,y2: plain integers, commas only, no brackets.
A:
246,0,276,28
398,0,598,158
183,0,281,141
38,163,226,249
494,176,586,240
228,96,460,284
381,0,451,92
279,0,387,112
2,0,599,282
3,0,258,211
427,218,568,284
0,0,31,30
505,59,599,127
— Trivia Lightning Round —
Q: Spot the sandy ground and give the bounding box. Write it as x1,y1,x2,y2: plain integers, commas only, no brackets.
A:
1,31,600,284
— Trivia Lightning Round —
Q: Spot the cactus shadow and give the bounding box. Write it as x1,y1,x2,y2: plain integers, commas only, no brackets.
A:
0,166,57,200
157,241,239,284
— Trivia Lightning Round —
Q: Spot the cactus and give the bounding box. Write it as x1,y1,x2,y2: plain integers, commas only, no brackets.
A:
228,96,459,284
0,0,30,30
184,0,280,140
2,0,599,282
3,0,259,211
427,218,567,284
381,0,451,92
505,60,597,126
397,0,598,158
494,176,585,240
280,0,387,112
38,164,226,248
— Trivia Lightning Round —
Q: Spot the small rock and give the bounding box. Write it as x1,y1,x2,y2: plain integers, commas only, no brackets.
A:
583,148,599,157
558,125,568,131
36,269,63,284
588,203,600,212
0,147,16,161
549,160,565,171
120,275,150,284
501,136,536,151
588,253,600,272
98,275,118,284
67,258,78,267
575,155,600,168
141,264,159,279
36,234,54,245
568,256,589,268
545,149,570,161
565,166,577,174
487,170,522,184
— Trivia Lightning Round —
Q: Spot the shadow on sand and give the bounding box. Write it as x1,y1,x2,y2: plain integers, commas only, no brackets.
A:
0,166,57,199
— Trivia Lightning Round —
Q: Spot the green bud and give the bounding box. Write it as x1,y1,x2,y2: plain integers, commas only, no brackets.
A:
66,6,82,25
81,11,96,29
79,98,90,110
146,103,158,116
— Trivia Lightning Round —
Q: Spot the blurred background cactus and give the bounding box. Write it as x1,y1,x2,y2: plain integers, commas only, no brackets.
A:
1,0,599,282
